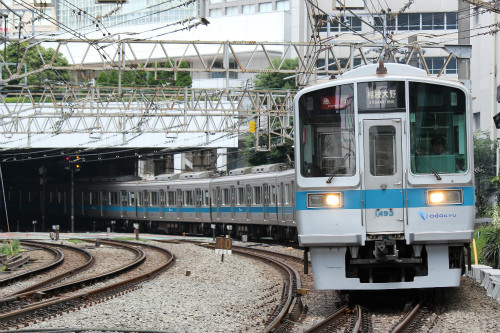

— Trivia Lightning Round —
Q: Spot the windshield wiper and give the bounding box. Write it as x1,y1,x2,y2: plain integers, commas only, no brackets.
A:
326,153,351,184
415,149,442,180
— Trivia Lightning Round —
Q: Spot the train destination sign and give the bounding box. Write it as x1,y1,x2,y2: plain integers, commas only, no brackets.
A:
320,95,351,110
357,81,405,111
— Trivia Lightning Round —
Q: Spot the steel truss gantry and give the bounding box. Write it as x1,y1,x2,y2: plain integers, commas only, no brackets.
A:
0,37,470,148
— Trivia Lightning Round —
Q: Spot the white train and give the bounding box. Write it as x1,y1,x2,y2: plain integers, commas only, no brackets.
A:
294,63,475,290
5,62,475,291
73,164,297,240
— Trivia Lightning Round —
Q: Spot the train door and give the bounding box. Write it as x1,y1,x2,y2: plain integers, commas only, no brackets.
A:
142,190,149,219
230,186,236,221
362,119,405,234
195,189,202,220
246,185,252,221
159,190,166,219
120,190,127,218
279,183,285,223
216,187,222,221
176,189,183,220
263,184,269,222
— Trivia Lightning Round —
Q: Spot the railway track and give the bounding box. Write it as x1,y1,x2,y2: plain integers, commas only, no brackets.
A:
0,241,65,288
185,241,304,332
301,300,427,333
0,239,175,330
1,240,96,297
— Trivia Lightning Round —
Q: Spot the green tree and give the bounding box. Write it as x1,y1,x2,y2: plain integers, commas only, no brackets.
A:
173,60,192,87
96,71,109,86
1,42,71,85
242,134,294,166
482,224,500,268
474,131,498,216
253,58,298,89
108,70,119,86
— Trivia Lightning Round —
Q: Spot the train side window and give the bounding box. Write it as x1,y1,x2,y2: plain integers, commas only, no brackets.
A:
101,191,108,205
238,188,244,205
263,184,269,205
186,190,194,206
151,191,158,206
223,188,229,206
254,186,262,204
138,192,144,206
129,192,135,206
246,185,252,205
177,190,184,206
121,191,128,206
212,189,217,205
204,190,209,206
167,191,176,206
111,192,118,205
159,190,166,206
271,185,276,204
284,184,290,204
195,189,202,206
230,187,236,205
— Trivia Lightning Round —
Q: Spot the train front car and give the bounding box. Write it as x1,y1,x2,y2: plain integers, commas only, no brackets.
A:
294,63,474,290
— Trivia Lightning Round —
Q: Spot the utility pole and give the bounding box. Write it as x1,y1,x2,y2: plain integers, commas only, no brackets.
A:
70,164,74,233
458,1,471,88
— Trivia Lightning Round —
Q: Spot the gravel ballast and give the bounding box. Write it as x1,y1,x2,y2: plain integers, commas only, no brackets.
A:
27,241,283,332
20,240,500,332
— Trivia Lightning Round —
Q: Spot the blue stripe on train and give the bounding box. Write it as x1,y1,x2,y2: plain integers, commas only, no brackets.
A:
87,205,290,215
296,187,474,210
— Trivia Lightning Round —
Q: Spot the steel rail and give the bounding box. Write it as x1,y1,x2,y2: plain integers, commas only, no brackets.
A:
4,240,95,297
390,301,423,333
0,239,175,330
0,242,64,288
302,305,349,333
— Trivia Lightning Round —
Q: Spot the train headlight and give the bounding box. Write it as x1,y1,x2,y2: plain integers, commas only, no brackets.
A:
426,189,463,205
307,193,342,208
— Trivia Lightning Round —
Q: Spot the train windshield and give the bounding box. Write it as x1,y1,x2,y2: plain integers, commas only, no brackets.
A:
298,84,356,178
409,82,467,175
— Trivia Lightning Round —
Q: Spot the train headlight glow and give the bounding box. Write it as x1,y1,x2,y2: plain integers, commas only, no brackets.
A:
325,194,341,206
426,189,463,205
307,193,342,208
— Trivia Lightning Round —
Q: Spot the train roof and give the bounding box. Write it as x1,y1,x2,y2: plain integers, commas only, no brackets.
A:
340,63,427,79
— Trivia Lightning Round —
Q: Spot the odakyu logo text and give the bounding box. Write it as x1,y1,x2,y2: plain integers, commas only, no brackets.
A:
418,211,457,221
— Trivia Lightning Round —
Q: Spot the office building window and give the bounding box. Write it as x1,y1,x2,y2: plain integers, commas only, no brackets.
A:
276,0,290,11
209,8,222,17
375,12,458,31
331,16,362,32
259,2,273,12
226,6,238,16
473,112,480,131
211,61,238,79
425,57,457,75
316,58,362,71
397,13,420,30
315,15,361,32
242,4,256,14
446,12,458,29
